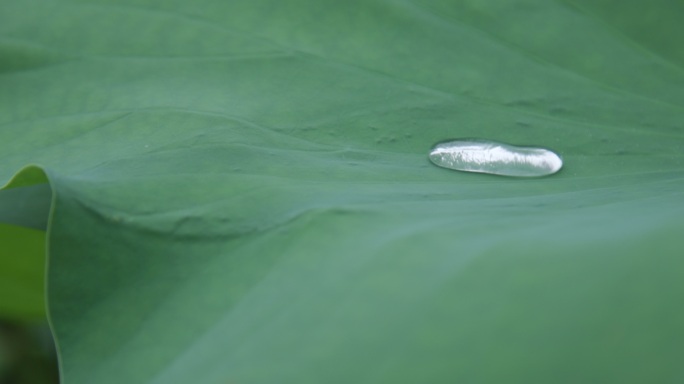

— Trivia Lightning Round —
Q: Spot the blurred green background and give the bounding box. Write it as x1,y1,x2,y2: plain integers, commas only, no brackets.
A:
0,320,58,384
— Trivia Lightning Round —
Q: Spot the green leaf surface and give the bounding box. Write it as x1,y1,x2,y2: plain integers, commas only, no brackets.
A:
1,0,684,383
0,223,47,320
0,168,51,321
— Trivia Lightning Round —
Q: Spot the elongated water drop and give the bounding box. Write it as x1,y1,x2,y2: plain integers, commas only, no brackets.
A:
429,139,562,177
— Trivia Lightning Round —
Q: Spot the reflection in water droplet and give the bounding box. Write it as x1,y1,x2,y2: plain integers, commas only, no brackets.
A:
429,139,563,177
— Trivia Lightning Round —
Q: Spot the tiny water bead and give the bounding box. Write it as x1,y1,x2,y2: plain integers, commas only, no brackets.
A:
428,139,563,177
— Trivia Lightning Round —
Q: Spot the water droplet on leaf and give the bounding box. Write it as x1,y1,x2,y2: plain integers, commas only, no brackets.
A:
428,139,562,177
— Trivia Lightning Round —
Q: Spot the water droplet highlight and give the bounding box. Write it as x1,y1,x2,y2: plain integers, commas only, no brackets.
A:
429,139,562,177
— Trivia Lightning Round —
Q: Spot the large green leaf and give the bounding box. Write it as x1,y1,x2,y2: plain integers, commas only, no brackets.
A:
2,0,684,383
